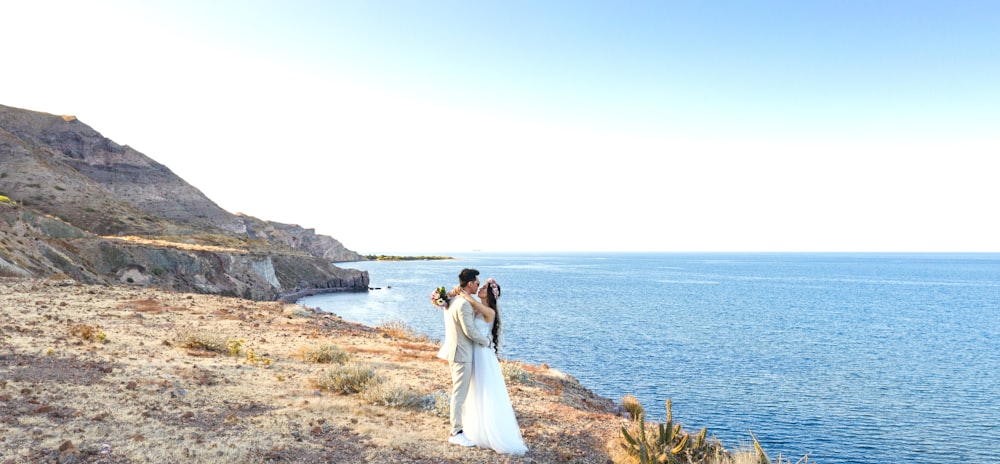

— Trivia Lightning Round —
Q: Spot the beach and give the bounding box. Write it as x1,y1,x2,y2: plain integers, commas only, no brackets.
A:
0,278,620,463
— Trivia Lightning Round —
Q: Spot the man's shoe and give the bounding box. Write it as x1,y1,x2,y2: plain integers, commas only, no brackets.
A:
448,431,475,447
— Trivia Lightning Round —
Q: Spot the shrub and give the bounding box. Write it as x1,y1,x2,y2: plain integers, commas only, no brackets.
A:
301,343,349,364
422,391,450,417
177,330,229,354
501,360,529,384
359,380,425,409
311,363,377,394
227,338,245,357
70,324,107,343
245,348,273,366
376,319,430,342
622,394,644,421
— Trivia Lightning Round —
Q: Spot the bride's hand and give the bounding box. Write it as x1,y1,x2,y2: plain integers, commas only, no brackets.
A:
460,291,475,302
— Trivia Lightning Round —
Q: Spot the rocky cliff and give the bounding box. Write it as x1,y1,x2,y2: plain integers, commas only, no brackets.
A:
0,104,368,299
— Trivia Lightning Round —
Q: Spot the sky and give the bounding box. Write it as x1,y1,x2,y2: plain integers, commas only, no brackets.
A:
2,1,998,253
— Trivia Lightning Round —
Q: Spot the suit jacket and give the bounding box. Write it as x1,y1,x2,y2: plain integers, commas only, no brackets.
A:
440,297,490,363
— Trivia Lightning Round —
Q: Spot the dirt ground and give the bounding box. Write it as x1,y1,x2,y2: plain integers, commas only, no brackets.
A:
0,278,625,463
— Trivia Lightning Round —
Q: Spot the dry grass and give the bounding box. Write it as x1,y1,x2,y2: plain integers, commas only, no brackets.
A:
0,278,624,463
358,380,426,410
176,329,231,354
120,298,169,313
310,362,378,394
298,343,350,364
621,394,644,420
375,319,432,343
101,235,246,253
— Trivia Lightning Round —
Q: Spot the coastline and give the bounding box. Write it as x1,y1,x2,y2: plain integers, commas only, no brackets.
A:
0,278,621,463
277,286,366,303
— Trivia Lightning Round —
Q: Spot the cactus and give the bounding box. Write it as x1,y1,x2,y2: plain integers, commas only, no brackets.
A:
670,431,689,455
621,397,809,464
621,413,656,464
620,398,729,464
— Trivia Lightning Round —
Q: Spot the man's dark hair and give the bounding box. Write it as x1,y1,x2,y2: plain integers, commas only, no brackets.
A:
458,268,479,287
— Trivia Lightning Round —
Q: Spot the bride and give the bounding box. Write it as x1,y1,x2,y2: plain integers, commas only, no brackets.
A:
457,278,528,455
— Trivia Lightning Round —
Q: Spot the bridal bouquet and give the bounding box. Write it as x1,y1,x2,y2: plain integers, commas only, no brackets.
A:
430,286,450,310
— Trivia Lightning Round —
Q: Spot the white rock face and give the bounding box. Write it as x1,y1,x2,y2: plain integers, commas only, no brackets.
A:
251,258,281,288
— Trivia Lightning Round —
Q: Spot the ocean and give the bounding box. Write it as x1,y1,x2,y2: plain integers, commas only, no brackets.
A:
299,252,1000,463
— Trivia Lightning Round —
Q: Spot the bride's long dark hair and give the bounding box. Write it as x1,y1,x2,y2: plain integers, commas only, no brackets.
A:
484,280,501,355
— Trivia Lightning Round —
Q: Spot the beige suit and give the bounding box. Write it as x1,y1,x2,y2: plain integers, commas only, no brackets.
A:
443,297,490,435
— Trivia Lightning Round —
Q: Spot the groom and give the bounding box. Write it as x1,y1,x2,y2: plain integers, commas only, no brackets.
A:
442,268,491,447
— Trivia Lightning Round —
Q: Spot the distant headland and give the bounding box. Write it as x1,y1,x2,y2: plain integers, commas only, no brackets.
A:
365,255,453,261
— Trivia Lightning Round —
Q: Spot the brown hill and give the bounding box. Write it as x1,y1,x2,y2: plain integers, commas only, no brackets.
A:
0,104,367,300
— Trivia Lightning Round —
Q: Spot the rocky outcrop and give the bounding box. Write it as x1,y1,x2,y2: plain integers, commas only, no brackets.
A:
77,238,367,301
0,203,368,300
0,104,369,299
0,205,103,282
239,214,365,262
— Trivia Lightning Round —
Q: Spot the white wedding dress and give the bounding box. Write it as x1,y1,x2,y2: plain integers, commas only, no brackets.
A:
462,315,528,455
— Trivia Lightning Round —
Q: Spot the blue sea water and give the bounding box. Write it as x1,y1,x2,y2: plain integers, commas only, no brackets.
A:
300,253,1000,463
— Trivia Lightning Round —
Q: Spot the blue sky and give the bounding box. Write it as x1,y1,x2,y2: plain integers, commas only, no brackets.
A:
3,1,998,253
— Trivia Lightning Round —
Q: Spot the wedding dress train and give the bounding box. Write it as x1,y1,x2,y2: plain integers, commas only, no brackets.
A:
462,315,528,455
